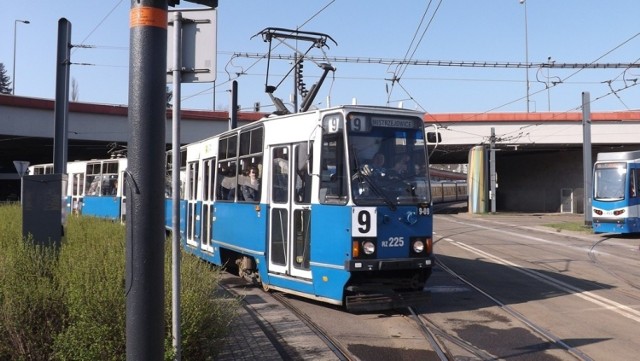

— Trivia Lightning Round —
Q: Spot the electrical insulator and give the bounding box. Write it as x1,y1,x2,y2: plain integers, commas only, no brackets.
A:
296,60,308,98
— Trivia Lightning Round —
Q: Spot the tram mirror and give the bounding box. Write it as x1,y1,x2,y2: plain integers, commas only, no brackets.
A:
426,132,442,143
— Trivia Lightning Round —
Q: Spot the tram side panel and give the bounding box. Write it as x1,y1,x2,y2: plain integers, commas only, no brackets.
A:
308,205,353,303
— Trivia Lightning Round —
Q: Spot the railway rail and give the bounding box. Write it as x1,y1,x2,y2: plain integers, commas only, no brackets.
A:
431,258,595,361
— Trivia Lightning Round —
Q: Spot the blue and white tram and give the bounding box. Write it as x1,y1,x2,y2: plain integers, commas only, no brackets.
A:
170,105,435,311
592,150,640,234
29,158,128,221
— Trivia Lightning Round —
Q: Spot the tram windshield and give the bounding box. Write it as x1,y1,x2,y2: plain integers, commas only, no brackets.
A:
594,162,626,201
347,113,430,207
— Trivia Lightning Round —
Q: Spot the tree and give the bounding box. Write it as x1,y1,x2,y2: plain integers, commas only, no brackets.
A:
71,77,79,101
0,63,12,94
166,86,173,108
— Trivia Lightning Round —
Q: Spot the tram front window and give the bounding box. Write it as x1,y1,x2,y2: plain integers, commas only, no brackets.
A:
348,116,430,206
594,163,626,200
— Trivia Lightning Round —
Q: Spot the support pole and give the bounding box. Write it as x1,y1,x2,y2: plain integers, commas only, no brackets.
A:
229,80,237,130
54,18,71,174
126,1,167,360
171,10,182,361
490,128,497,214
582,92,593,225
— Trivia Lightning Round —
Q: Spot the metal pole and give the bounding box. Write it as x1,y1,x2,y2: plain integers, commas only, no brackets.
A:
126,1,167,359
547,56,551,111
520,0,530,112
54,18,71,175
230,80,237,130
490,128,497,213
12,20,30,95
171,11,182,361
582,92,593,225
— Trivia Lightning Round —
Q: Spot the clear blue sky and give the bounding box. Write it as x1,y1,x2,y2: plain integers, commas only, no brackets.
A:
3,0,639,114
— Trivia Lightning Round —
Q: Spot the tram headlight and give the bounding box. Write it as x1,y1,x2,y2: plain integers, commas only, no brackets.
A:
412,240,425,253
410,237,432,255
362,241,375,255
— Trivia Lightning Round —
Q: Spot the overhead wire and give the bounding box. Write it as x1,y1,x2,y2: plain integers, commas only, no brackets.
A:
386,0,442,108
71,0,126,56
425,30,640,145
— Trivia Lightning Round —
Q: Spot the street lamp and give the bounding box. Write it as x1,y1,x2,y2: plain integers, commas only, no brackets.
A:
519,0,529,112
12,19,30,95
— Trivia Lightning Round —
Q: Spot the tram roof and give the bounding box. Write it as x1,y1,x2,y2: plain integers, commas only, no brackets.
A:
596,150,640,162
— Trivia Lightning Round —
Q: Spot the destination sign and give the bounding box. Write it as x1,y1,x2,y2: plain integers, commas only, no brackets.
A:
371,118,417,129
595,162,625,169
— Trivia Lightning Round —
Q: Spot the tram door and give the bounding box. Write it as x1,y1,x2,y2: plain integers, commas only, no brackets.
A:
268,143,312,279
200,157,215,253
186,161,200,247
70,172,84,216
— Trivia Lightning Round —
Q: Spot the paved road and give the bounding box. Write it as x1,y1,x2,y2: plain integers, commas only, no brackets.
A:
430,213,640,361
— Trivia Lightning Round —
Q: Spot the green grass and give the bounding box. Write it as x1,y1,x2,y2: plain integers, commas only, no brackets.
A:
544,222,594,234
0,203,239,360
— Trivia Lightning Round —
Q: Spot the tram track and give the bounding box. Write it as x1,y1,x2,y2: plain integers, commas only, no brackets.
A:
433,257,595,361
271,292,352,361
408,306,498,361
588,238,640,294
273,290,477,361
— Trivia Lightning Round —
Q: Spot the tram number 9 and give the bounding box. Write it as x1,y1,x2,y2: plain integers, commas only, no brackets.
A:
349,117,371,133
357,210,370,233
352,207,377,237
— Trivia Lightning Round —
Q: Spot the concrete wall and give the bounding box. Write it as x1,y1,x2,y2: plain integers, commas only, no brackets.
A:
495,149,586,213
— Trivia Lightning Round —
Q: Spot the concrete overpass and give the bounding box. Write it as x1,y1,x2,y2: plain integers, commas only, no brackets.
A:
0,94,263,201
0,95,261,174
426,111,640,212
3,94,640,212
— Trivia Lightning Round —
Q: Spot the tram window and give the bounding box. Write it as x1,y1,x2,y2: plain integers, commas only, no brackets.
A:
319,135,348,205
187,161,199,200
202,158,216,201
85,163,102,195
32,165,53,175
227,136,237,158
631,169,640,198
217,161,237,201
270,209,288,266
101,161,119,195
252,128,264,153
238,158,262,202
72,173,84,196
166,150,187,198
237,127,264,203
239,127,264,156
219,135,238,159
294,143,313,204
272,147,289,203
293,209,311,270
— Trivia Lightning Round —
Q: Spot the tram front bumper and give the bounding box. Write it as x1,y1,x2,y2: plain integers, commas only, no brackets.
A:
346,257,432,272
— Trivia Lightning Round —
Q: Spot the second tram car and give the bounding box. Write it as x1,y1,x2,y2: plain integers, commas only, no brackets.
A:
29,157,128,221
592,150,640,234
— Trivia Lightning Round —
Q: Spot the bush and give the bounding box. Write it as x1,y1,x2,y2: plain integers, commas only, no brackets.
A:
0,204,65,360
0,204,239,360
165,246,238,360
